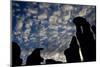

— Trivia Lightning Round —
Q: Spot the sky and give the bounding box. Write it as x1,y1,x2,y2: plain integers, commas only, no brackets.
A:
12,1,96,64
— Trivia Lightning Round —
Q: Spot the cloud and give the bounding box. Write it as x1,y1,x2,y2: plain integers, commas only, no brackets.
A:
57,18,63,23
40,36,48,42
21,19,33,43
16,18,23,30
15,17,24,35
49,15,58,25
26,8,38,17
48,25,58,31
41,52,66,62
62,5,73,12
38,13,48,20
25,21,32,28
39,3,50,8
53,11,61,17
39,29,47,37
62,11,71,22
78,8,88,16
28,8,38,14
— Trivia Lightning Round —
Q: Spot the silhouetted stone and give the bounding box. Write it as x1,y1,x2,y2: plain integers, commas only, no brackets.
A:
26,48,44,65
73,17,96,62
46,59,63,64
64,36,81,63
12,42,22,66
91,25,96,34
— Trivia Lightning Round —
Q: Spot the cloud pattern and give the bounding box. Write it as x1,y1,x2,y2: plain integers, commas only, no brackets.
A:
12,1,96,64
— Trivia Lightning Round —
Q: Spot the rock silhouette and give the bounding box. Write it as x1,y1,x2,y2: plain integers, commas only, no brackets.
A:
73,17,96,62
91,25,96,35
26,48,44,65
46,59,63,64
64,36,81,63
12,42,22,66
